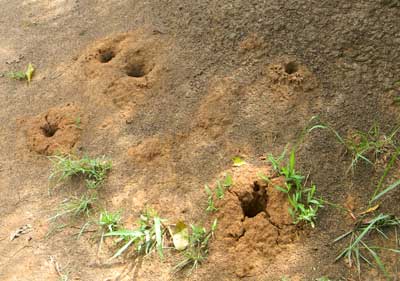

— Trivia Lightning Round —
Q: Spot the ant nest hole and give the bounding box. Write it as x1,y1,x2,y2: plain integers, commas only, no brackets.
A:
126,63,146,77
40,122,59,137
240,182,267,218
124,58,154,78
284,61,299,74
98,49,115,63
126,62,153,78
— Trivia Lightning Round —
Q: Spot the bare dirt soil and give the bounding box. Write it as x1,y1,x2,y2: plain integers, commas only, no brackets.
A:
1,1,400,280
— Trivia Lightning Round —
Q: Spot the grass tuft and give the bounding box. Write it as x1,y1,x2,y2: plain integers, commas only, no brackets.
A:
49,154,112,189
308,119,400,173
99,210,121,232
105,208,166,260
343,124,399,173
50,193,97,221
334,213,400,278
261,149,323,228
173,219,217,275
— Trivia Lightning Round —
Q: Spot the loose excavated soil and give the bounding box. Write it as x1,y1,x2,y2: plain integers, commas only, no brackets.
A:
20,103,83,155
74,28,170,110
1,1,400,281
209,164,297,278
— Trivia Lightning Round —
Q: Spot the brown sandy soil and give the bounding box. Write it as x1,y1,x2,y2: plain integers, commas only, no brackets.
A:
1,1,400,280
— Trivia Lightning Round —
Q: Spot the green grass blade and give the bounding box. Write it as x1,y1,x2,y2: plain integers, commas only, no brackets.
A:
104,229,143,237
273,185,289,193
349,214,388,249
354,246,361,274
361,241,389,279
308,124,327,132
371,148,400,202
154,216,164,259
289,150,296,173
357,154,373,165
371,179,400,202
359,251,372,266
110,238,135,259
333,230,353,243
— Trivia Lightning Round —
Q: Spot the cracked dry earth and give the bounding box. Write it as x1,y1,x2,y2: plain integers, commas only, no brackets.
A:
210,164,298,278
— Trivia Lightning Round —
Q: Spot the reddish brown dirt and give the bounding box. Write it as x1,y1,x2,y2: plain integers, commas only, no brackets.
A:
74,29,170,110
1,1,400,281
21,103,82,155
210,165,297,278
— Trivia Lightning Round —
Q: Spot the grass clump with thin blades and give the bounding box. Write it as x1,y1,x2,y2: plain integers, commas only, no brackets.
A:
261,149,323,228
343,124,399,173
173,219,217,275
308,119,400,173
334,213,400,279
49,154,112,189
99,210,121,232
98,210,122,253
105,208,166,260
50,193,97,221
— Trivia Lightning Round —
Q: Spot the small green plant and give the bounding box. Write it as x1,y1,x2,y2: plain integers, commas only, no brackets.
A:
99,210,121,232
7,63,35,83
105,208,166,259
205,185,218,212
261,149,323,228
215,174,232,199
50,193,97,221
49,154,112,189
289,184,323,227
334,213,400,279
98,210,122,253
344,124,399,173
205,174,232,212
173,219,217,275
310,120,400,173
312,119,400,206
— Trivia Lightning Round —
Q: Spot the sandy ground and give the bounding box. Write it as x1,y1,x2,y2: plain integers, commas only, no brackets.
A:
1,1,400,280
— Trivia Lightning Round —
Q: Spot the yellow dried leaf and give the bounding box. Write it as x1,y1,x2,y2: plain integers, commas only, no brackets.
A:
25,63,34,83
359,204,380,215
170,221,189,251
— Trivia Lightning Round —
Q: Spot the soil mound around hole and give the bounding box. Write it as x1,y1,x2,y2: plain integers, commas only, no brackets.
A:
98,49,115,63
74,28,169,108
23,103,82,155
192,60,322,153
267,59,317,90
211,164,296,277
